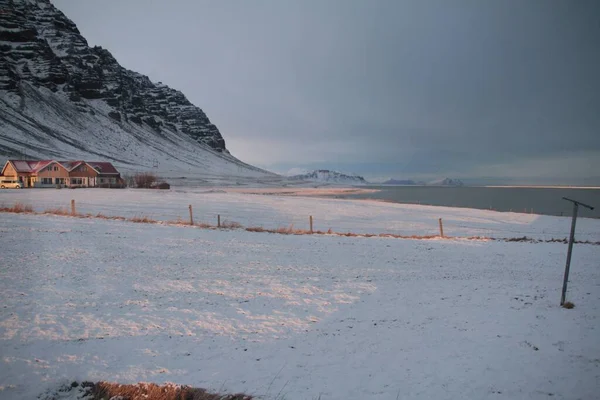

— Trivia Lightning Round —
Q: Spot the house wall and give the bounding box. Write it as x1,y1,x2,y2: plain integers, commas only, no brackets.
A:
70,164,98,187
37,164,70,186
2,163,18,178
98,175,118,185
69,164,98,178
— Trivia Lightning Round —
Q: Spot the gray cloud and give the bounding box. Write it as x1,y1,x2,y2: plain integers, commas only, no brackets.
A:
53,0,600,183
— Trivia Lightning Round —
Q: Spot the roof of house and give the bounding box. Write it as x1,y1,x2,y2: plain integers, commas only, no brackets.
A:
58,160,86,171
6,160,54,173
86,162,120,175
2,160,120,175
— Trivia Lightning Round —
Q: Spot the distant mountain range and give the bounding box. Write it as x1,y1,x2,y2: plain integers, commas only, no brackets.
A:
287,170,464,187
288,170,367,185
381,179,421,185
381,177,464,186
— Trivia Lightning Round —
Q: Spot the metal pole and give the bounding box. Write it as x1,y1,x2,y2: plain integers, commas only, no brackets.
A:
560,203,578,305
559,197,594,306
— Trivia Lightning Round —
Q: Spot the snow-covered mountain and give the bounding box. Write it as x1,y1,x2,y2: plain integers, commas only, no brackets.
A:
288,169,368,185
0,0,276,183
378,177,464,186
428,178,464,187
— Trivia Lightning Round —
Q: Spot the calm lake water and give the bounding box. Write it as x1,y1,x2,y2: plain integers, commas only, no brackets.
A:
337,186,600,218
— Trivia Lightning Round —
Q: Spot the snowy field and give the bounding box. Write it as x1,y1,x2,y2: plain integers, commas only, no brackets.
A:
1,188,599,241
0,203,600,400
1,194,600,399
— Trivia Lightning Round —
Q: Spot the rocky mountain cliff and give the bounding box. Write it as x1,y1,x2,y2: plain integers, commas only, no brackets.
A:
0,0,273,181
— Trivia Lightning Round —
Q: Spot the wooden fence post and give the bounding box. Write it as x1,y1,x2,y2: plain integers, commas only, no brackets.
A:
218,214,221,228
71,199,76,216
188,204,193,225
438,218,444,238
310,215,313,233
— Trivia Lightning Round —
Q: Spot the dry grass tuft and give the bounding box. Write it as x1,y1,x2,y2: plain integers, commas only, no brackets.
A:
129,215,157,224
341,232,360,237
221,220,243,229
82,381,252,400
562,301,575,309
0,202,34,213
195,222,213,228
95,213,127,221
166,217,188,225
275,224,294,234
246,226,267,233
44,207,72,216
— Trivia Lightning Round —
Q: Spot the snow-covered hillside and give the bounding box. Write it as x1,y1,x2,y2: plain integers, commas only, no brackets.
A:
288,169,367,185
0,0,276,182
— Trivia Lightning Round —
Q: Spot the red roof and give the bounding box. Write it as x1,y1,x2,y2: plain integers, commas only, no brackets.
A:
87,161,120,175
3,160,120,175
7,160,54,173
58,160,86,171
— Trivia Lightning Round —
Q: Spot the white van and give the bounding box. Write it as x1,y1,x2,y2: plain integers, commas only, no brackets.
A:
0,179,22,189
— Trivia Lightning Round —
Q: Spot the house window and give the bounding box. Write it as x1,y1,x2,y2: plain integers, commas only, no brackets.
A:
71,178,83,185
53,166,58,171
55,178,65,184
42,178,52,184
81,166,87,172
100,178,105,183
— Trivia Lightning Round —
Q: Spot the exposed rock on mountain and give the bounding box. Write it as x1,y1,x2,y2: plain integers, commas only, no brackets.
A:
0,0,272,180
428,178,464,187
288,169,368,185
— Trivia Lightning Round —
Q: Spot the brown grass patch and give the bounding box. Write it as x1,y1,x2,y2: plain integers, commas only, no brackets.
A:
562,301,575,309
129,215,157,224
74,381,252,400
95,213,127,221
246,226,267,233
220,220,243,229
275,224,292,234
0,202,34,213
44,207,72,216
274,224,309,235
195,222,213,228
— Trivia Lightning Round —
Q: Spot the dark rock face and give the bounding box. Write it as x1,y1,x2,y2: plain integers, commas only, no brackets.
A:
0,0,227,152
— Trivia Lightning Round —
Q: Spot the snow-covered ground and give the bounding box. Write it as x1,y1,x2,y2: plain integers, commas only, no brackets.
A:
0,209,599,400
0,188,599,241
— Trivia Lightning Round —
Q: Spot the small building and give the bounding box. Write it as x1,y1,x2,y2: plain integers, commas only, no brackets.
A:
0,159,122,188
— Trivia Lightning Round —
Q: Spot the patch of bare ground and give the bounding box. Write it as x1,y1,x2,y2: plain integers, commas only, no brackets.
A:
562,301,575,309
43,381,252,400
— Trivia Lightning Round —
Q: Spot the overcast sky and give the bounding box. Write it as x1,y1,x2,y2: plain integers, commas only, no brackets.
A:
52,0,600,184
